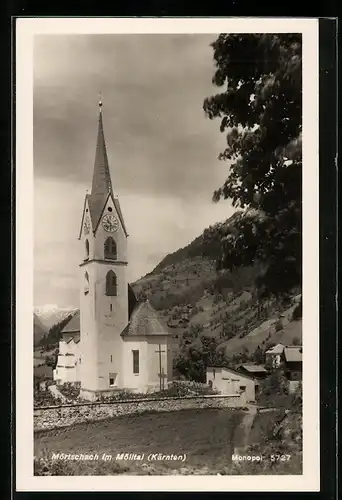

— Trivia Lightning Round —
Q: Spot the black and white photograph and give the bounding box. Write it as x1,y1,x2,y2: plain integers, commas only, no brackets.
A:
16,18,319,491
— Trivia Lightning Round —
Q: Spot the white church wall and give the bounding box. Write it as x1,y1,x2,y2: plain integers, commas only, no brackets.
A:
79,260,99,391
79,236,128,393
146,336,173,391
122,337,148,392
58,340,68,355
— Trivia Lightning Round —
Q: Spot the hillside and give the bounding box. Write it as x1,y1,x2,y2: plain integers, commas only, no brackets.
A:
34,313,48,346
132,213,302,363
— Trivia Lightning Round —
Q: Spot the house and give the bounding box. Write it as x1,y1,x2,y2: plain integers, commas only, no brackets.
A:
265,343,285,368
53,311,81,385
206,366,259,402
238,364,268,380
283,345,302,393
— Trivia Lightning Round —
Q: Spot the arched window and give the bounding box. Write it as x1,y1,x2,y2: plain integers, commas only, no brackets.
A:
84,239,89,261
84,271,89,295
106,270,117,296
104,237,117,260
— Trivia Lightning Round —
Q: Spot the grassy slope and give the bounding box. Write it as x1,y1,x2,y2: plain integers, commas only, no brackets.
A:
231,410,302,475
132,215,302,359
34,408,244,475
34,313,48,346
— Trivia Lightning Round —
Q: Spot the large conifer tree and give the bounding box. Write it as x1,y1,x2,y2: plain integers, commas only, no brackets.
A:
204,34,302,297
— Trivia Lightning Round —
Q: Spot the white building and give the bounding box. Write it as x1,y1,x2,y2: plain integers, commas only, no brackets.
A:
53,312,81,384
53,101,173,400
206,366,259,402
265,343,285,368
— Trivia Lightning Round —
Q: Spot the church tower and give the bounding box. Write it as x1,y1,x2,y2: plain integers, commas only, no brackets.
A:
79,100,129,401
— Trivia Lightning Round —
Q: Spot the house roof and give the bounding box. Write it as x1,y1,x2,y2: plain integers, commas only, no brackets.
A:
265,343,285,354
239,364,268,374
62,332,80,344
284,346,302,363
207,365,258,382
121,300,172,338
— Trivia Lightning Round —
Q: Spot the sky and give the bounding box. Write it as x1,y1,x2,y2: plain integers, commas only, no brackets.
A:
33,34,235,308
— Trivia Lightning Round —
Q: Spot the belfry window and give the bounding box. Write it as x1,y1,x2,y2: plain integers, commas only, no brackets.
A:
84,272,89,295
105,270,117,296
84,239,90,261
104,237,117,260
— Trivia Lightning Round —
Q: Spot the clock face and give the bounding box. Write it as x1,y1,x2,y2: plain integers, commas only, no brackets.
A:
102,214,119,232
83,217,91,235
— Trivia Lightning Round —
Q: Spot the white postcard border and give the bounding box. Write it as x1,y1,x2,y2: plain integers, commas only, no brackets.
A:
16,17,320,492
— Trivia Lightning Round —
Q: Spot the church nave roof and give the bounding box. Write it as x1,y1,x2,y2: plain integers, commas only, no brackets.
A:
121,300,173,338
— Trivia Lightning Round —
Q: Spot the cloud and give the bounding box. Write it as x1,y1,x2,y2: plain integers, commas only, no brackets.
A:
33,34,229,197
34,177,234,307
33,34,235,307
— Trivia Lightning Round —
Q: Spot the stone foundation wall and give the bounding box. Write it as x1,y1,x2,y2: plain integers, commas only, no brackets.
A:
34,393,246,431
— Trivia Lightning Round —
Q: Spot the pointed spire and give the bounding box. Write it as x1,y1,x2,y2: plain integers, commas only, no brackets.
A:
91,97,113,195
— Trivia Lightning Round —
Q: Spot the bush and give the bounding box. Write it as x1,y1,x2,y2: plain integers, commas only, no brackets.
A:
34,390,61,408
57,383,81,401
90,381,218,403
256,370,301,409
34,456,76,476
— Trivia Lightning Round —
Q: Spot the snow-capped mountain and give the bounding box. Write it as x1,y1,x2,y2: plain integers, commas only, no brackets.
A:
34,304,78,330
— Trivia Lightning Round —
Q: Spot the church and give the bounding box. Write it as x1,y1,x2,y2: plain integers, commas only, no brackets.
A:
53,101,173,401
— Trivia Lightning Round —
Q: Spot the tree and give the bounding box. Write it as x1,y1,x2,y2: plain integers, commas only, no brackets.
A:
39,314,73,347
292,297,302,320
174,335,228,382
252,345,264,364
203,34,302,298
241,345,250,363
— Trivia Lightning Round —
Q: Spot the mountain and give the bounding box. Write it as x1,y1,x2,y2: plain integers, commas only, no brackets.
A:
34,305,78,331
132,212,302,363
33,313,48,346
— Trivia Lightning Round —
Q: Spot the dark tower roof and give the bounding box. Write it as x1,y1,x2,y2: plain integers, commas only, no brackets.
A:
121,300,173,338
91,101,113,196
79,100,128,238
